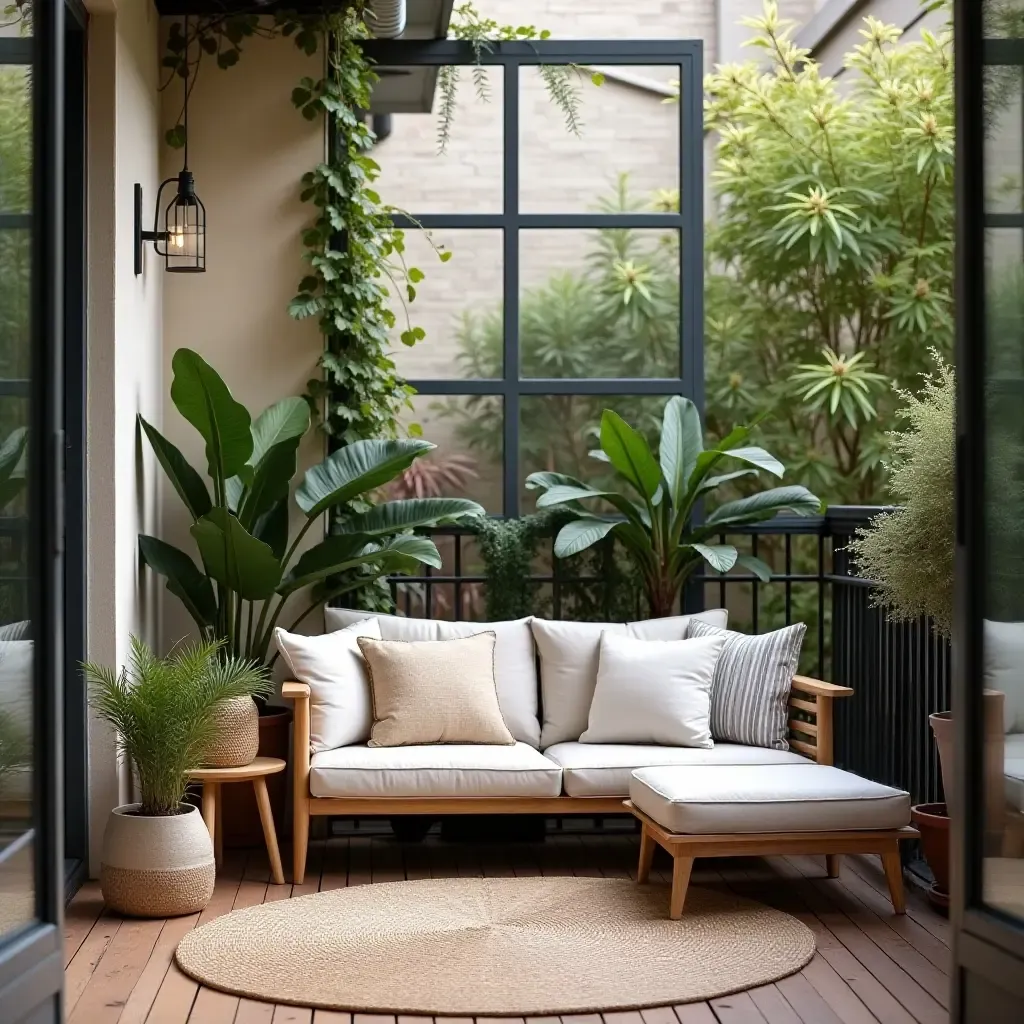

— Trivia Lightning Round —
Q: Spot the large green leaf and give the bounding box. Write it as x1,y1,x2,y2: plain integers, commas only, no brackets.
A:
697,469,759,495
553,517,619,558
0,427,27,509
599,410,663,500
659,396,703,509
737,554,773,582
238,436,302,529
249,397,310,468
525,471,588,492
138,534,217,630
705,485,823,527
191,507,282,600
279,533,442,595
296,439,434,518
691,543,739,574
331,498,484,536
722,446,784,478
139,415,211,521
687,425,752,490
253,499,290,562
534,484,650,527
170,348,253,482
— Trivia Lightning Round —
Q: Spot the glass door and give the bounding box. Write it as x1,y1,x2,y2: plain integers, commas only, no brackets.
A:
0,0,68,1019
953,1,1024,1018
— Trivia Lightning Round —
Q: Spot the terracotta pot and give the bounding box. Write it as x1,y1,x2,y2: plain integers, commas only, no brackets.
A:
100,802,214,918
201,696,259,768
220,705,291,848
911,802,950,910
929,689,1005,829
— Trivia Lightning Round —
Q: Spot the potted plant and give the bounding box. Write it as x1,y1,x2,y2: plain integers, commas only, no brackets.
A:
139,348,483,836
84,636,272,917
525,395,823,617
848,357,1002,907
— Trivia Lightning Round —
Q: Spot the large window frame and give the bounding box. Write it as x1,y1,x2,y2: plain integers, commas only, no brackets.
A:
362,38,703,517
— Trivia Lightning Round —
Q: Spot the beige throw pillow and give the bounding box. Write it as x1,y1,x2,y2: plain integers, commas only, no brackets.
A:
357,632,516,748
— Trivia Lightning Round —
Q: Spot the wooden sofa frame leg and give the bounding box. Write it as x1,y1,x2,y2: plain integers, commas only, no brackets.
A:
283,681,311,885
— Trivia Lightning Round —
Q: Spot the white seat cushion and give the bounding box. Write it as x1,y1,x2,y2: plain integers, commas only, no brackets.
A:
531,610,729,748
309,742,562,799
1006,733,1024,812
326,609,540,747
545,741,810,797
630,764,911,834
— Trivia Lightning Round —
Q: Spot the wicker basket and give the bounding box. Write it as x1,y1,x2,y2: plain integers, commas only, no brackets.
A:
202,696,259,768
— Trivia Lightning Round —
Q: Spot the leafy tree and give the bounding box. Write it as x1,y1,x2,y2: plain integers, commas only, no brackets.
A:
703,0,953,502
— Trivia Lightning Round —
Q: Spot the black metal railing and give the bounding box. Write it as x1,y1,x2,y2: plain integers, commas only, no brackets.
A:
373,505,951,808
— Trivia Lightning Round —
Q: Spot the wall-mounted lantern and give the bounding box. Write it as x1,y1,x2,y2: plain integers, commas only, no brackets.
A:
134,16,205,276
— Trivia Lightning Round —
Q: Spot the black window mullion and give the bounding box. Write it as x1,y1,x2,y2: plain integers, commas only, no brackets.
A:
503,59,520,518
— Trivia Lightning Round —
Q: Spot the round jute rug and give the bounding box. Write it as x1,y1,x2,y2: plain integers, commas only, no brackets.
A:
175,876,815,1015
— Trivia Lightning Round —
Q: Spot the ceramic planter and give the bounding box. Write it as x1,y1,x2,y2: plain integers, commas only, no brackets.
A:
100,802,215,917
202,695,259,768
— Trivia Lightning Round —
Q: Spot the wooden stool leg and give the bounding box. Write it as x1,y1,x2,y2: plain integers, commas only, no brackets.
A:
213,784,223,867
881,844,906,915
201,782,216,848
637,824,656,884
669,855,694,920
254,777,285,885
826,854,841,878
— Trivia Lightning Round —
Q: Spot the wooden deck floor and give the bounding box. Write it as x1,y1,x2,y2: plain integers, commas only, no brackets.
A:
63,831,951,1024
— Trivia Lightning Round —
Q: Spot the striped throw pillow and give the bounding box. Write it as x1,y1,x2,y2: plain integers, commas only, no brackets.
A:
686,620,806,750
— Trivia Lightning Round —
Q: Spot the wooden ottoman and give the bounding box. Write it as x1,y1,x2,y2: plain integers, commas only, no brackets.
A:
626,763,918,919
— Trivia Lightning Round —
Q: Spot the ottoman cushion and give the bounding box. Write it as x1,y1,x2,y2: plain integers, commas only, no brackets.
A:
630,763,911,835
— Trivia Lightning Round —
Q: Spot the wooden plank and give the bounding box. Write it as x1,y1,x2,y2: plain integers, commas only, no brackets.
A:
774,972,845,1024
272,1007,314,1023
118,912,200,1024
348,836,372,886
319,836,351,891
789,856,949,1008
292,837,326,897
672,1006,718,1024
63,909,123,1017
312,1012,352,1024
371,838,405,883
233,998,277,1023
707,991,769,1022
745,985,802,1024
603,1014,645,1024
66,915,164,1024
63,881,105,967
560,1015,603,1024
187,986,240,1023
799,954,880,1024
639,1009,677,1024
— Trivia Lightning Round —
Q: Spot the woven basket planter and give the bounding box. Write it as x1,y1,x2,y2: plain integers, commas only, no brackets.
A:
202,696,259,768
100,803,215,918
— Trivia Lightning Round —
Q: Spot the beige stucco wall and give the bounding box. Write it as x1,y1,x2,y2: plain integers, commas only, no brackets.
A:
85,0,165,873
159,32,326,654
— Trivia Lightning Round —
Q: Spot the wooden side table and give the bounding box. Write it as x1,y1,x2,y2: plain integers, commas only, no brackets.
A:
188,756,286,885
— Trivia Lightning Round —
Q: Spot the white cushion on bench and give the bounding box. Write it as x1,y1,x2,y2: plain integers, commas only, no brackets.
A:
630,763,911,834
326,609,541,748
1005,733,1024,811
309,742,562,799
545,741,810,798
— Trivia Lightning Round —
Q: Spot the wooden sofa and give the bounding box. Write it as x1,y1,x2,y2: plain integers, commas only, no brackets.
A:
283,674,853,885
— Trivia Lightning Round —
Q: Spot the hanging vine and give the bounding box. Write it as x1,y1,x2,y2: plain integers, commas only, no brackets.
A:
160,2,596,445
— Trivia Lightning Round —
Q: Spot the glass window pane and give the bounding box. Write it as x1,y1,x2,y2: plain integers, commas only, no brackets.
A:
519,393,669,508
985,66,1023,214
390,228,503,381
519,229,680,378
0,55,33,944
397,393,503,514
519,65,679,213
373,65,502,214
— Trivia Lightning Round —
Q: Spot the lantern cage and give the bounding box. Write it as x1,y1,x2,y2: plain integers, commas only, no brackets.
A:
134,170,206,275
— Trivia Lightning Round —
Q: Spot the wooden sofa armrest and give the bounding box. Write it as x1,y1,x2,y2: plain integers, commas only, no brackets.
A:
282,681,312,883
282,681,310,701
788,676,853,765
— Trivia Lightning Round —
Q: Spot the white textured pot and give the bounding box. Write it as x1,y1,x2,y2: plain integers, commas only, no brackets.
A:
202,696,259,768
100,803,215,918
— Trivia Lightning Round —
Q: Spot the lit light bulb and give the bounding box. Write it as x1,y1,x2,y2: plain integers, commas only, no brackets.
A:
170,227,185,249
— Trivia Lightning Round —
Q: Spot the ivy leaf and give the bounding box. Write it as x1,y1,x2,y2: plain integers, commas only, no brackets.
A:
439,250,453,263
216,48,240,69
591,71,605,86
292,87,311,107
165,124,187,149
408,266,425,283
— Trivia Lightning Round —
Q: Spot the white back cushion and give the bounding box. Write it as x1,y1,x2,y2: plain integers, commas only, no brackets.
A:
275,619,381,751
325,609,540,747
580,631,724,748
984,619,1024,733
531,610,729,748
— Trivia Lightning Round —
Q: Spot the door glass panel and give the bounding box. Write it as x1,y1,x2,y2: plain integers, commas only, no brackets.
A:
0,47,34,942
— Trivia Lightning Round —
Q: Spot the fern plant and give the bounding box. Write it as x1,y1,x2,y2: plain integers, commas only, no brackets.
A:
84,637,273,816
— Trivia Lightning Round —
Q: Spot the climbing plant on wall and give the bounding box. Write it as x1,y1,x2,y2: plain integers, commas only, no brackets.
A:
160,1,592,448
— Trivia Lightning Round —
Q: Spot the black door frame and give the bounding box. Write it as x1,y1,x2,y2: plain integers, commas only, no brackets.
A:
952,0,1024,1016
359,38,703,518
